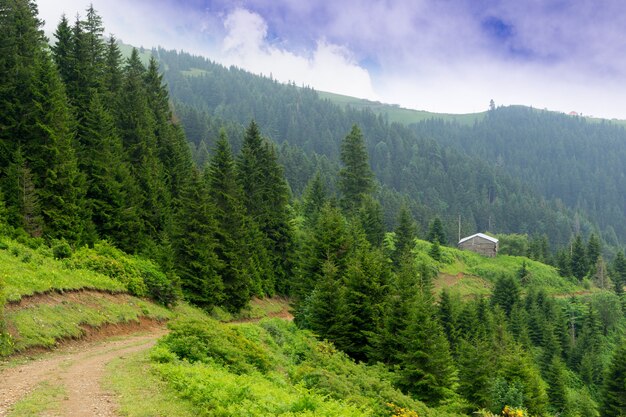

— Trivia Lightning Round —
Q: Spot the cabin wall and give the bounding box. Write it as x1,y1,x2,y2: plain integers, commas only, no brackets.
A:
458,237,498,257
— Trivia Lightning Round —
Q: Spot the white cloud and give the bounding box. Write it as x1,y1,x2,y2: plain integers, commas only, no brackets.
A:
219,8,377,100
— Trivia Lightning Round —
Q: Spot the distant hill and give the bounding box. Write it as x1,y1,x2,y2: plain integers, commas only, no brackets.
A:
316,91,486,126
148,46,625,250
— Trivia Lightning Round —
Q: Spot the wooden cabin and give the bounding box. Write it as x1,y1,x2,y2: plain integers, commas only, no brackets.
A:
458,233,498,257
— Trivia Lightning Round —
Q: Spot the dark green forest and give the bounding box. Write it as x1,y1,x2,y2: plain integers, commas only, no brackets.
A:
2,1,626,416
154,48,626,254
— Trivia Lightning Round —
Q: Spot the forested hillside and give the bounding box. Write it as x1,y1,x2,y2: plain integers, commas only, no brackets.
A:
4,1,626,416
155,48,626,252
413,107,626,248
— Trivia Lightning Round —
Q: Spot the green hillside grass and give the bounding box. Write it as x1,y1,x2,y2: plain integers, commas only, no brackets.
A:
317,91,486,126
0,237,173,356
109,305,459,417
0,239,125,303
411,239,583,297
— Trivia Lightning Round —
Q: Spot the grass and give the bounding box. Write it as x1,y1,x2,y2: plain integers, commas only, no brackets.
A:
5,294,171,353
181,68,209,77
0,239,125,303
318,91,485,126
411,239,583,297
106,349,199,417
6,381,65,417
143,313,459,417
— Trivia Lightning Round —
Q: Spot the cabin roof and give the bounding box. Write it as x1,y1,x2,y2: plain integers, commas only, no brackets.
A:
458,233,499,245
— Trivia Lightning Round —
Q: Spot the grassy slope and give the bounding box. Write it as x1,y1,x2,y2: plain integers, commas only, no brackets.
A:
0,239,125,303
318,91,486,126
411,239,584,298
109,304,459,417
0,238,170,356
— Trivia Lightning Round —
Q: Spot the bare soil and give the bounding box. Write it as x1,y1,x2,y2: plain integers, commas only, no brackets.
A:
0,321,166,417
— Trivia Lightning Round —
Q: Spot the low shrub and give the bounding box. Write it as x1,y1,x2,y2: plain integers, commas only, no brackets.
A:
67,241,180,305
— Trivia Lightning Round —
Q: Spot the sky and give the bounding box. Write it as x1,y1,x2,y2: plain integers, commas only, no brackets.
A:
38,0,626,119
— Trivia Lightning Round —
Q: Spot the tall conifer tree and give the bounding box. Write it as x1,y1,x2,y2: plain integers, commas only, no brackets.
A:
173,169,222,309
206,131,251,312
338,124,374,212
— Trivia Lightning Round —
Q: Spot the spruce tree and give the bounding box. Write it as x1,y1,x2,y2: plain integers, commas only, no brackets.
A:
602,342,626,417
0,0,46,167
26,50,90,242
393,204,417,266
371,254,420,365
612,251,626,296
586,233,601,271
338,124,374,212
544,355,568,414
491,274,520,316
3,148,42,236
426,217,447,245
306,260,348,346
358,195,385,246
398,292,457,404
173,169,223,309
438,288,460,353
294,203,351,323
117,48,170,250
237,120,293,294
301,171,327,226
571,234,588,281
457,338,494,408
51,14,73,83
339,244,389,362
102,36,123,110
206,131,251,312
429,239,442,261
81,91,141,250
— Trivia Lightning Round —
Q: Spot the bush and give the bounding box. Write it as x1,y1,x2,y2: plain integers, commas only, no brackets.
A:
159,318,271,374
66,241,180,305
52,239,72,259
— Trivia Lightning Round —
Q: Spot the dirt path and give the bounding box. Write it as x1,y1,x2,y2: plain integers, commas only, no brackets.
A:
0,328,167,417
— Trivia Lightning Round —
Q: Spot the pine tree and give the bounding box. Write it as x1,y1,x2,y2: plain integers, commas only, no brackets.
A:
0,0,46,167
602,342,626,417
206,131,251,312
338,124,374,212
393,204,417,266
426,217,447,245
173,169,223,309
3,148,42,236
237,120,293,294
358,195,385,246
492,275,520,316
398,292,457,404
438,288,460,353
571,234,588,281
612,251,626,296
26,51,90,242
117,48,170,250
80,91,141,250
586,233,601,272
301,171,326,226
371,254,420,365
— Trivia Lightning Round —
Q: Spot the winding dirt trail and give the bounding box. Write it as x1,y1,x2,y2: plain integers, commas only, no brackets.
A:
0,327,167,417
